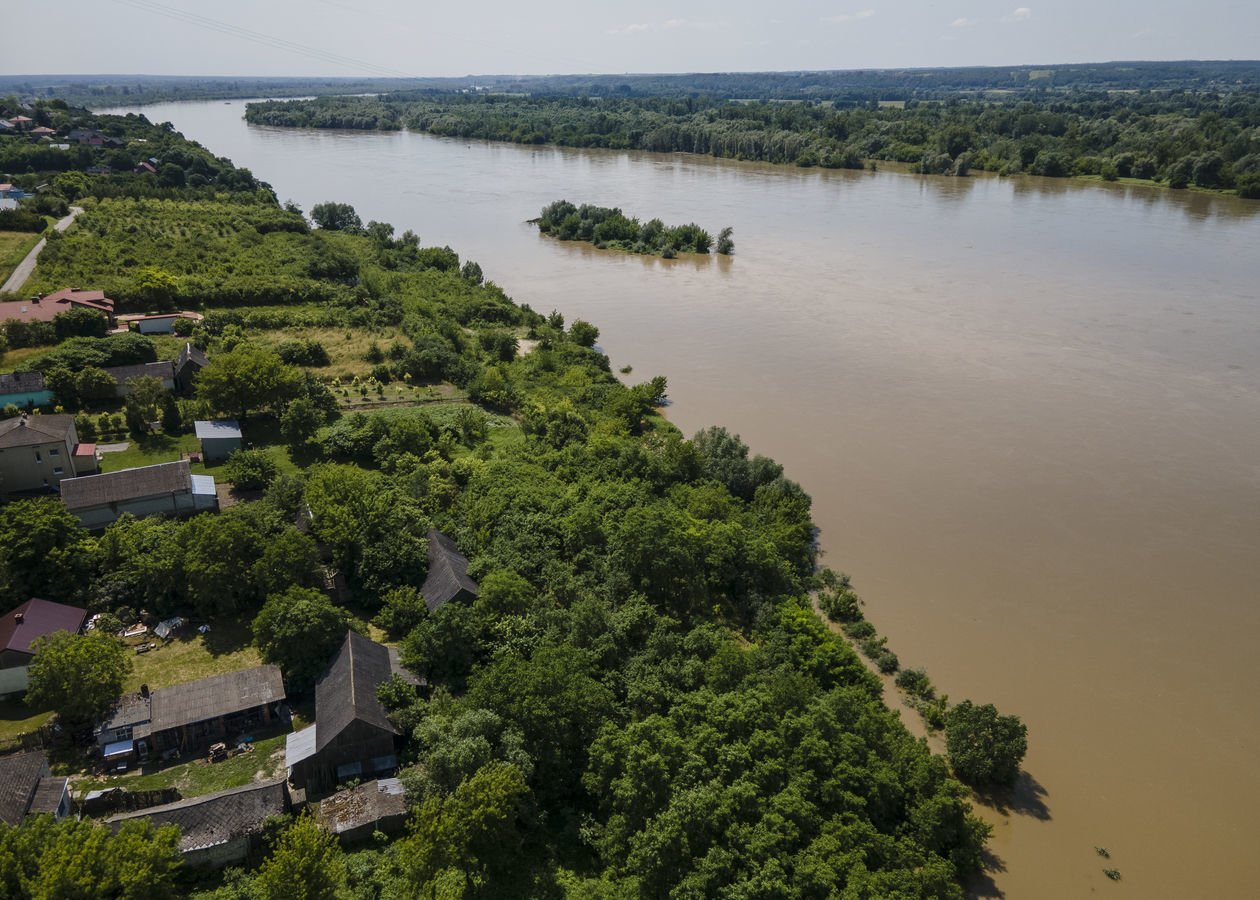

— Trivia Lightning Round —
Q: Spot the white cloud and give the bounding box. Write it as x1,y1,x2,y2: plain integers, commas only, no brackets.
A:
950,17,972,27
1002,7,1032,21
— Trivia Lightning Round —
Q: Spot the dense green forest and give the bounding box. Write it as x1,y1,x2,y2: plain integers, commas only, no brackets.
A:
537,201,732,257
0,107,1006,898
6,61,1259,108
247,89,1260,195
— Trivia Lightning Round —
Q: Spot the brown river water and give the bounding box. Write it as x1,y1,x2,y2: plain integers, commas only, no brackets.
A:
108,101,1260,897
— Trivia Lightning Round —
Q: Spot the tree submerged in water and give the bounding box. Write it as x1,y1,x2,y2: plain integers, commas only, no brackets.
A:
537,200,730,257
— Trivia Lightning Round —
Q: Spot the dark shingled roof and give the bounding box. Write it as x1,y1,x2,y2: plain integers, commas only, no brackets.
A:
0,371,47,395
0,413,73,449
97,691,153,740
106,778,288,852
60,460,192,510
315,632,399,752
420,529,479,612
0,598,87,657
149,665,285,734
0,751,48,826
176,342,209,372
29,777,68,817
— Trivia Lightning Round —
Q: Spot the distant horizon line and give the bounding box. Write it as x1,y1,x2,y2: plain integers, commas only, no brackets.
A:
3,59,1259,81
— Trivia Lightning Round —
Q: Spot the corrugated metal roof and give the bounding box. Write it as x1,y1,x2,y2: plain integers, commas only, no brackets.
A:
189,474,216,496
285,724,318,768
194,420,242,439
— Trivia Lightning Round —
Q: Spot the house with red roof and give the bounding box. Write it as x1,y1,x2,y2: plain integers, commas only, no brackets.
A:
0,289,116,327
0,598,88,696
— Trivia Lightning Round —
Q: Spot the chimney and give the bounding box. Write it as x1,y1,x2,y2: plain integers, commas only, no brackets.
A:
140,684,150,698
30,295,39,304
18,413,27,426
13,612,23,624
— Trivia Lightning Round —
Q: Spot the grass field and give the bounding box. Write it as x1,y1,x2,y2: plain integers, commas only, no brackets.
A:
126,615,262,694
248,325,413,380
0,230,43,288
0,697,54,742
73,730,289,799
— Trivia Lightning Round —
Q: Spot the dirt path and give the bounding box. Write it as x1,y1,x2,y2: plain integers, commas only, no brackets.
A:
809,594,943,750
0,206,84,295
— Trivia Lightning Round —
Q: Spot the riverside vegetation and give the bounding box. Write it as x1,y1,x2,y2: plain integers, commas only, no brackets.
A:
0,104,1023,899
247,84,1260,196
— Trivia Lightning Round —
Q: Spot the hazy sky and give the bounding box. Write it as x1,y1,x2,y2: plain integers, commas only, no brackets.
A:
6,1,1258,77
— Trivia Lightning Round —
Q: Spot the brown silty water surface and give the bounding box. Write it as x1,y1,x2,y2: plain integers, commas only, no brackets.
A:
105,101,1260,897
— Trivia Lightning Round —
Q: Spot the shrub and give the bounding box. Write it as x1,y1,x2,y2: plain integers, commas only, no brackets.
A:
875,650,900,674
223,448,279,491
819,587,863,623
895,667,935,698
843,620,876,640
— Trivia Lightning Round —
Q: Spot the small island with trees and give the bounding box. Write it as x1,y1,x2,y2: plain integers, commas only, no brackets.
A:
536,200,734,258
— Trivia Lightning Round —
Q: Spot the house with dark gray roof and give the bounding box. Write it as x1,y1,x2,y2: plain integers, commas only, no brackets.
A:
106,778,289,867
286,632,414,795
0,751,71,825
0,413,94,495
60,459,217,529
96,665,286,762
420,529,479,612
0,598,87,696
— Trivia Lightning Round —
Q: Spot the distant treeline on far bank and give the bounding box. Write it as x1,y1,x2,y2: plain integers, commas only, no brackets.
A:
246,86,1260,197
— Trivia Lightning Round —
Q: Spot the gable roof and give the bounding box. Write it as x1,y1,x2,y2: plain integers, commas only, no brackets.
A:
315,632,398,752
0,371,48,396
175,342,209,373
420,529,479,612
149,665,285,734
0,751,48,826
106,778,288,852
0,598,87,658
42,289,114,314
0,290,114,325
0,414,74,449
60,460,192,509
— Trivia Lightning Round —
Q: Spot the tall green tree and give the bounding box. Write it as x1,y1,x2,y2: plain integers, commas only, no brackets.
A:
253,586,354,694
25,631,131,726
945,699,1029,787
196,346,300,420
254,815,347,900
0,498,97,605
0,816,182,900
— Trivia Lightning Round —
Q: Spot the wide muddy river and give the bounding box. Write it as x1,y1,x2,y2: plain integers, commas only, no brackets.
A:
108,100,1260,897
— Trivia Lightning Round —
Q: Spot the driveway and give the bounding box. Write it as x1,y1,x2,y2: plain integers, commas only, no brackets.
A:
0,206,84,295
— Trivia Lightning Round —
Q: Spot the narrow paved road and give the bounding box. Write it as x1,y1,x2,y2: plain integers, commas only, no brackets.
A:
0,206,84,295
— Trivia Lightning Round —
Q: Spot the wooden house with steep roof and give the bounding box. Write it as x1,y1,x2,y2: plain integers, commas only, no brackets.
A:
286,632,415,795
420,529,479,612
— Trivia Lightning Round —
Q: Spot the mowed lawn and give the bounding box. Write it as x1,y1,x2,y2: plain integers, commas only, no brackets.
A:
0,697,55,742
125,614,262,694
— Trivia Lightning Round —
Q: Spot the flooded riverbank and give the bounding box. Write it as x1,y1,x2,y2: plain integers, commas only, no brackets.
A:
105,100,1260,896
